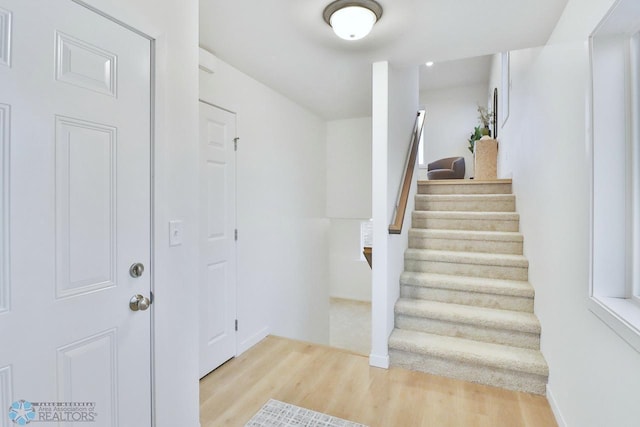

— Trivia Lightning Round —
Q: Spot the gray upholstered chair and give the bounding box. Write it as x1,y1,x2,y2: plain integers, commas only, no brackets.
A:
427,157,465,180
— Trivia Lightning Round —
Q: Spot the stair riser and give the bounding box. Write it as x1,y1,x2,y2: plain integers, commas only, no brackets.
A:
415,199,515,212
411,217,519,232
400,285,534,312
404,259,528,281
395,315,540,349
409,236,523,255
389,350,547,395
418,183,512,195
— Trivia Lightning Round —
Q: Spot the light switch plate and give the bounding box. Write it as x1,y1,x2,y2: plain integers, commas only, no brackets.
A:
169,220,184,246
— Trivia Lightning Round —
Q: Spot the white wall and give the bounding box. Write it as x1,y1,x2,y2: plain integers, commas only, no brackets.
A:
328,221,371,301
371,61,419,368
200,57,330,348
492,0,640,425
419,84,488,178
371,62,390,368
387,64,420,336
326,118,372,219
326,118,372,302
80,1,200,426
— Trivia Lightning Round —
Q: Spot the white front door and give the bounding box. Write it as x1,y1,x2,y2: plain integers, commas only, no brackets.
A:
0,1,152,425
199,102,237,378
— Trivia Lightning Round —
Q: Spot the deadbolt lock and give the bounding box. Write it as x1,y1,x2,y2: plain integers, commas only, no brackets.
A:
129,263,144,278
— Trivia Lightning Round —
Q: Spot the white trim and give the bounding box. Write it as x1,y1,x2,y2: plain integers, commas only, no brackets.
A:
237,327,270,356
198,47,217,74
368,353,389,369
72,0,153,40
546,385,567,427
149,37,157,427
588,297,640,353
0,104,9,315
630,32,640,300
625,33,634,298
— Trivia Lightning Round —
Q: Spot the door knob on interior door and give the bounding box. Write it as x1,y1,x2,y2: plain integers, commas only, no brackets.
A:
129,294,151,311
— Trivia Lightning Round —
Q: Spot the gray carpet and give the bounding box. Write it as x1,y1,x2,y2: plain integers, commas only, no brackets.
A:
329,298,371,356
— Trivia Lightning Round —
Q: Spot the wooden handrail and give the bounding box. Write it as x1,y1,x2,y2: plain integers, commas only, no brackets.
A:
388,111,425,234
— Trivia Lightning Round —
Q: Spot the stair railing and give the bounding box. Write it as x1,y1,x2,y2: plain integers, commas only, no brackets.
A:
388,110,426,234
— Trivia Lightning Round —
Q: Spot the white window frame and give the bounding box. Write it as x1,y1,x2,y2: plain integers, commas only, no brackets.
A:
589,0,640,353
631,31,640,305
417,108,426,168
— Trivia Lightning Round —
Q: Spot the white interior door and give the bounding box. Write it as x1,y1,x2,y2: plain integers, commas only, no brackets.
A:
199,101,237,378
0,1,152,425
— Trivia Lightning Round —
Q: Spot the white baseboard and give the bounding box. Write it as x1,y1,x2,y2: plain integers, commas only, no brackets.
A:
547,385,567,427
369,353,389,369
237,326,270,356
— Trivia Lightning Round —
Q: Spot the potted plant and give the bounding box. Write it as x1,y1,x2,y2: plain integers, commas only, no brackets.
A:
477,105,493,136
468,126,482,153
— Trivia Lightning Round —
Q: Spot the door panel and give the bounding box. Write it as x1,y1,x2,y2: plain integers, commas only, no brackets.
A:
0,1,151,425
199,102,237,378
55,117,117,297
55,31,118,96
57,330,118,422
0,7,10,68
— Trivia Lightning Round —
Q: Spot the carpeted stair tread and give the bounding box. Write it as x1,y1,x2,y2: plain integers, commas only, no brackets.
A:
417,179,512,185
389,329,548,377
415,194,515,202
413,210,519,219
411,210,520,232
395,298,540,333
415,194,515,212
400,272,534,298
411,211,520,232
409,228,523,243
405,248,528,268
417,180,513,196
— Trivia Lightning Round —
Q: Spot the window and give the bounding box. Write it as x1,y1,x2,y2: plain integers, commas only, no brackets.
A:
418,108,426,167
590,0,640,352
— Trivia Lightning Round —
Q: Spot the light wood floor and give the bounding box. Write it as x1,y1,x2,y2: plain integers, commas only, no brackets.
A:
200,336,558,427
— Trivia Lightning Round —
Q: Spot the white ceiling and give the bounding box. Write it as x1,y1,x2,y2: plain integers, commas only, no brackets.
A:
200,0,568,120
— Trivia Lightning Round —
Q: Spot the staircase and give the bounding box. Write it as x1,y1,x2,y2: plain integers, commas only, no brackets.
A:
388,179,549,395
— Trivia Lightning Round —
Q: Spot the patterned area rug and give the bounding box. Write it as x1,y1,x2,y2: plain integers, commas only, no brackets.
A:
245,399,368,427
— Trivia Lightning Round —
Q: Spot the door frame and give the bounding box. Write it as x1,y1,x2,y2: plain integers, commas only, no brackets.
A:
71,0,157,423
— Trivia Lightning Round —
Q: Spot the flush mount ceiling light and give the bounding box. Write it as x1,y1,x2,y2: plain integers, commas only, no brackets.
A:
323,0,383,41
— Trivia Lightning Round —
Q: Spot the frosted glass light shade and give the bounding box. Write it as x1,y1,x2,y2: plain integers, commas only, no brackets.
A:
330,6,377,40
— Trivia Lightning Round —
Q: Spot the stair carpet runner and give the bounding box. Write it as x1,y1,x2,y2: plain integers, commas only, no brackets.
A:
388,179,549,395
